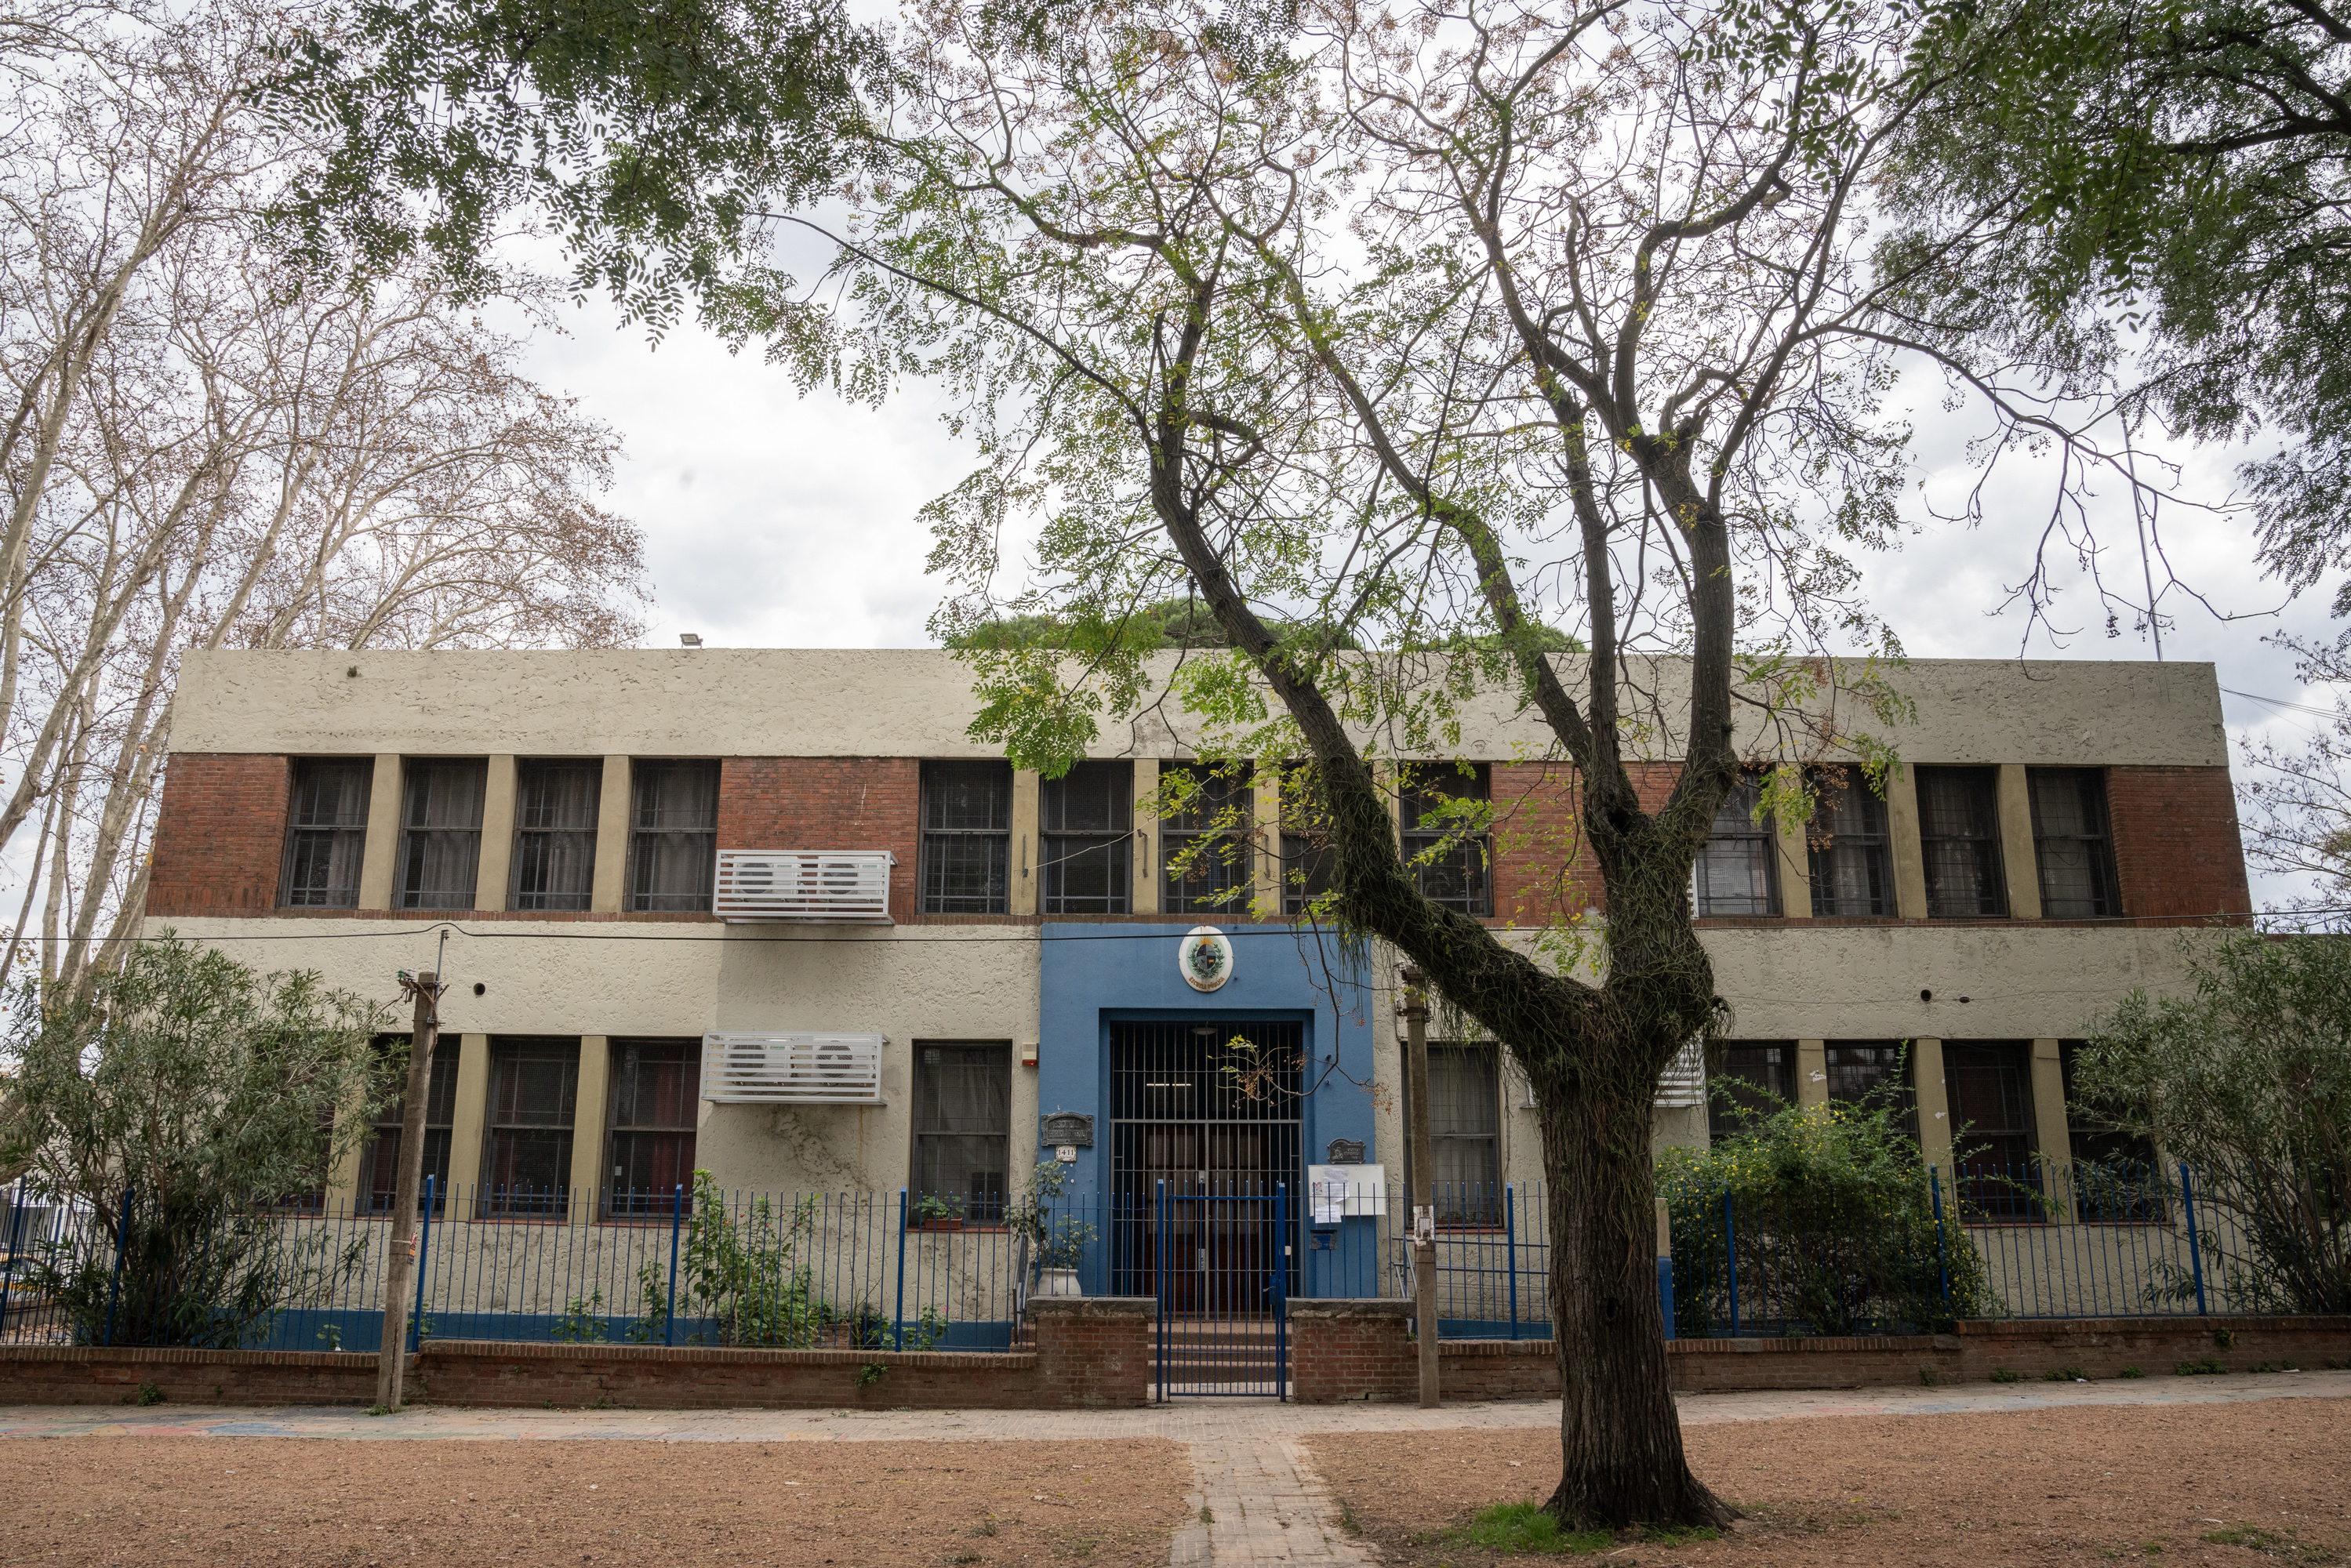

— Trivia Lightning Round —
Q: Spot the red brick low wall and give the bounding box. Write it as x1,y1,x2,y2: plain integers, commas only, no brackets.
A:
0,1299,1157,1410
1288,1305,2351,1403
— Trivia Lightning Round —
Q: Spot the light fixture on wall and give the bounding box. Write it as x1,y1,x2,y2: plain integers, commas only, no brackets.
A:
678,633,703,647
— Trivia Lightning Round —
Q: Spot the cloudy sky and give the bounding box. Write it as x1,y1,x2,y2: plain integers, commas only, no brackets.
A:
508,288,2344,911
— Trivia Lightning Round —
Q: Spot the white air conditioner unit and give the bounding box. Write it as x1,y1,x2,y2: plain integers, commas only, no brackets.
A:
703,1033,886,1104
1654,1036,1706,1109
714,850,896,923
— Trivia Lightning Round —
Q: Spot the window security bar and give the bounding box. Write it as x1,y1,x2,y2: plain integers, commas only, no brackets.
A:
703,1033,886,1104
714,850,896,922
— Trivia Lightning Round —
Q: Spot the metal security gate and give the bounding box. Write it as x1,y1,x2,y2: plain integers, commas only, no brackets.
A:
1108,1021,1301,1399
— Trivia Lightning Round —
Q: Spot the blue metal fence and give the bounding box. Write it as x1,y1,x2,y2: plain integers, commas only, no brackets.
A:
0,1161,2250,1353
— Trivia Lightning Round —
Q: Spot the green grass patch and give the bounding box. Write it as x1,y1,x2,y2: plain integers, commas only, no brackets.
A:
2200,1526,2339,1563
1455,1504,1615,1555
2176,1359,2228,1376
2119,1367,2145,1379
1992,1369,2023,1383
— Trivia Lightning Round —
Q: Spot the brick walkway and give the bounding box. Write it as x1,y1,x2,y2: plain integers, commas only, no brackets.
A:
6,1372,2346,1567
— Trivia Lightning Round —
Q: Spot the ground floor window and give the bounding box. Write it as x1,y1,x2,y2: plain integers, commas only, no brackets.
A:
913,1041,1011,1223
1824,1041,1918,1142
1945,1040,2038,1218
358,1033,459,1213
481,1036,579,1217
1707,1041,1793,1142
605,1039,699,1217
1426,1044,1500,1225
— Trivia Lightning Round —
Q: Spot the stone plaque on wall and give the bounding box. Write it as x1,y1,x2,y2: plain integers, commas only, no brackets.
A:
1040,1112,1096,1149
1325,1138,1367,1165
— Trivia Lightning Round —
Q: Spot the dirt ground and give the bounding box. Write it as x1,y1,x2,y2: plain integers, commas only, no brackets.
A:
0,1435,1192,1568
1306,1399,2351,1568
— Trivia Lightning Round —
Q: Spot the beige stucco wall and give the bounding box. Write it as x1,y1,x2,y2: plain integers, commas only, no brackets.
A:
169,649,2230,768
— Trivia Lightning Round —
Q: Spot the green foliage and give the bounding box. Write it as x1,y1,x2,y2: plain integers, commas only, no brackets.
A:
2075,933,2351,1313
1452,1503,1612,1555
634,1170,835,1346
2176,1359,2227,1376
1991,1368,2023,1383
1008,1160,1096,1270
554,1291,612,1343
856,1360,887,1387
263,0,885,321
2119,1365,2144,1378
133,1382,165,1406
2,938,390,1347
1659,1091,1995,1335
1895,0,2351,622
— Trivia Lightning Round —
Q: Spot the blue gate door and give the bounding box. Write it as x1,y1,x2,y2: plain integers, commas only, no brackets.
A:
1155,1181,1289,1398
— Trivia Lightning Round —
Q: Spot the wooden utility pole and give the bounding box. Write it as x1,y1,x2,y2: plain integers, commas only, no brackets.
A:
376,969,442,1410
1399,965,1438,1409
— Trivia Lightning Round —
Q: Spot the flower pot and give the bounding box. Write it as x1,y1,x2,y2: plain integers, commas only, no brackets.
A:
1036,1267,1084,1298
918,1218,965,1232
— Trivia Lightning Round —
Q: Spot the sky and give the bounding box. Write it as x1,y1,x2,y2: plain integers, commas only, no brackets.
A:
509,289,2346,914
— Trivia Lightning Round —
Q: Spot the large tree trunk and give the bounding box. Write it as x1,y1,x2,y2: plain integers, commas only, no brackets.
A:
1538,1062,1731,1530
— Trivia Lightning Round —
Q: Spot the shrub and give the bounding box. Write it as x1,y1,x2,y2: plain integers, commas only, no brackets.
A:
633,1171,833,1347
1659,1089,1995,1336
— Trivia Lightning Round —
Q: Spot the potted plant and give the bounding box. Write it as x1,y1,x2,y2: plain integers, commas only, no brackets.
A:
1012,1162,1094,1298
914,1194,965,1232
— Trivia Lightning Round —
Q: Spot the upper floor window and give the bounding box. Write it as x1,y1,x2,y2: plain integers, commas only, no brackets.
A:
1427,1043,1500,1225
281,758,371,909
397,759,486,910
1805,765,1892,916
1163,762,1252,915
920,760,1012,915
605,1038,699,1217
912,1041,1011,1223
1280,761,1337,917
1917,766,2007,918
1707,1040,1792,1142
1041,760,1132,914
509,759,601,912
1695,774,1780,916
628,760,718,913
1401,763,1492,916
2029,768,2120,918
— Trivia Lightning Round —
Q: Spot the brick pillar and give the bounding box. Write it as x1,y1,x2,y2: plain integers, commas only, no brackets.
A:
2029,1037,2070,1196
590,757,631,913
1132,758,1160,915
1913,1036,1953,1174
1775,764,1811,918
358,754,404,910
1886,766,1928,919
475,755,518,911
1029,1296,1154,1407
1997,764,2042,920
1795,1040,1828,1107
1253,766,1281,919
570,1036,612,1222
1010,769,1040,915
447,1033,492,1204
1288,1299,1415,1404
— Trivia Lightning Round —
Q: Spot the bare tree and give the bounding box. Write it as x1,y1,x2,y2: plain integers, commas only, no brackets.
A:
0,0,649,993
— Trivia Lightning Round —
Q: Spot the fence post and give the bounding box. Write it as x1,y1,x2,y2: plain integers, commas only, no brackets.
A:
1931,1167,1952,1319
408,1176,435,1354
664,1183,685,1347
1656,1194,1675,1342
1274,1181,1288,1403
1721,1189,1738,1338
103,1189,133,1347
1503,1185,1519,1341
2181,1163,2208,1316
893,1188,909,1351
1156,1178,1168,1402
0,1183,24,1335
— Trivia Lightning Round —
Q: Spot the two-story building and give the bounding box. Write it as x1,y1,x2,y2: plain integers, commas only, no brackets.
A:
139,649,2249,1315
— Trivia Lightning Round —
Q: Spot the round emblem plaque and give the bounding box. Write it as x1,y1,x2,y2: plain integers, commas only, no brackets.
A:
1179,925,1234,992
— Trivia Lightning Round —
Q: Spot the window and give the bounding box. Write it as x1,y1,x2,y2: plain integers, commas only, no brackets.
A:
1695,775,1780,916
1707,1042,1793,1142
1041,760,1132,914
1805,765,1892,916
912,1042,1011,1221
480,1037,579,1217
1280,762,1338,916
1163,762,1252,914
508,760,601,912
628,760,718,912
396,759,487,910
357,1035,460,1213
1944,1041,2038,1218
2030,768,2120,918
605,1040,699,1217
281,759,372,908
920,760,1011,915
2060,1040,2165,1221
1824,1041,1917,1141
1917,767,2007,918
1401,764,1492,916
1427,1044,1500,1224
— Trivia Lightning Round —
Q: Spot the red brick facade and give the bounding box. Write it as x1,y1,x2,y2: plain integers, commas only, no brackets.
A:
718,756,923,924
145,753,290,916
2106,765,2251,920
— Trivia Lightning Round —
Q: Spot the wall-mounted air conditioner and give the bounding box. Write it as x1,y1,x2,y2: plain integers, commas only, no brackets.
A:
714,851,895,923
1653,1036,1706,1109
703,1033,886,1104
